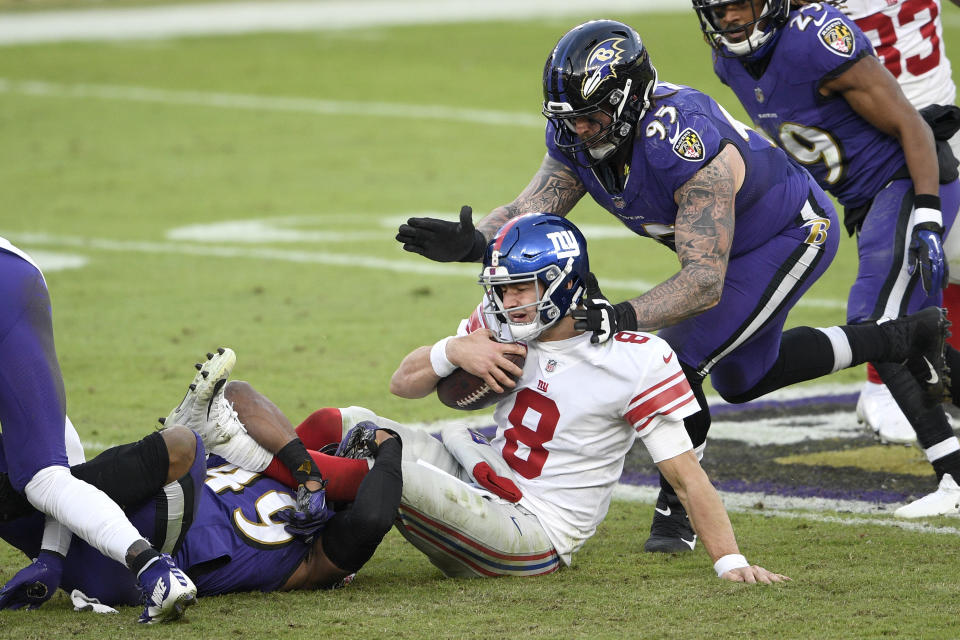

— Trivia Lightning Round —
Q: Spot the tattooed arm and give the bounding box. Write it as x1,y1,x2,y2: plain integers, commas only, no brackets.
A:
621,144,742,331
476,154,587,240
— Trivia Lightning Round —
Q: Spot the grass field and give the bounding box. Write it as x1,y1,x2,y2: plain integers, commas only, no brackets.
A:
2,3,960,639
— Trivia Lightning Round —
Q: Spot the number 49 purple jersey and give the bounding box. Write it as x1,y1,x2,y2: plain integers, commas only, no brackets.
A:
713,3,905,209
174,458,311,596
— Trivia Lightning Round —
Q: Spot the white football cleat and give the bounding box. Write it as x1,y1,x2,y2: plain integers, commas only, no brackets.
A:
894,473,960,518
856,381,916,446
136,554,197,624
161,348,239,447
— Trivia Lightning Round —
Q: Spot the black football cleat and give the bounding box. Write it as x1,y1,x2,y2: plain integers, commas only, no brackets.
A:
644,490,697,553
880,307,951,407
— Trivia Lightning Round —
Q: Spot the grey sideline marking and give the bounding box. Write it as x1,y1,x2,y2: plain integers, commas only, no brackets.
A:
613,483,960,529
0,0,687,45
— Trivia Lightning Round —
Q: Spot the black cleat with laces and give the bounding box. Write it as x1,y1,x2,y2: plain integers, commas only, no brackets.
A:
643,491,697,553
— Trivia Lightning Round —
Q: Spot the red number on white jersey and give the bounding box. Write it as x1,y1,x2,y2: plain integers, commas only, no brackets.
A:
613,332,651,345
855,0,940,78
500,388,559,479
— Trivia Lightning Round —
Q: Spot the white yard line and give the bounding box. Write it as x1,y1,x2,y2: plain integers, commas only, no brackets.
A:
6,229,848,308
0,0,688,45
0,78,543,128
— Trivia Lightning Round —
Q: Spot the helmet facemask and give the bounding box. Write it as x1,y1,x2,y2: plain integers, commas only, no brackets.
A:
481,260,579,342
694,0,789,58
480,213,590,342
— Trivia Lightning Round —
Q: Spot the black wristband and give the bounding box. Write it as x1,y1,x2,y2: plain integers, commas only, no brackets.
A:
914,194,942,210
613,301,639,332
277,439,319,485
463,229,488,263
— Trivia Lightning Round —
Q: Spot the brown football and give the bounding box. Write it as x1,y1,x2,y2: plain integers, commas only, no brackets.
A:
436,346,527,411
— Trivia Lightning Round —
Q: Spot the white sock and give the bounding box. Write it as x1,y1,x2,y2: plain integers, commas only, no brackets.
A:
210,431,273,472
25,465,142,565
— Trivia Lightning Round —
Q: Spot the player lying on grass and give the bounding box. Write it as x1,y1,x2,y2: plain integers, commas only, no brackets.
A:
0,351,401,611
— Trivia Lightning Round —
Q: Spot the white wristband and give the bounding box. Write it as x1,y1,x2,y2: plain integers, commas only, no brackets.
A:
714,553,749,577
914,207,943,228
429,336,457,378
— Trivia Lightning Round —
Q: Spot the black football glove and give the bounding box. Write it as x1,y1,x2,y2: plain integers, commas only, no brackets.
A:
571,272,637,344
396,205,488,263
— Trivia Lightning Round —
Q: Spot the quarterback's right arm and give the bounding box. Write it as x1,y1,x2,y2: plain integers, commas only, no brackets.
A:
656,451,790,584
389,329,526,398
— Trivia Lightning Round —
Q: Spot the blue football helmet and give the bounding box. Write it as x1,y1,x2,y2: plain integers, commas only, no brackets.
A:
480,213,589,341
693,0,789,58
542,20,658,167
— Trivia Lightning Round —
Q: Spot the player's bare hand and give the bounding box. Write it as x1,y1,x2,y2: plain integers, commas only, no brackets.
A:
448,330,526,392
721,565,791,584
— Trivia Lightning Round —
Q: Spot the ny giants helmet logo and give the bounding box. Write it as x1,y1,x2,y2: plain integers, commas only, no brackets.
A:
581,37,626,100
546,230,580,259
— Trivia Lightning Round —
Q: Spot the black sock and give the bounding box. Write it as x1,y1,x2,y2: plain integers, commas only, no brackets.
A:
0,472,35,522
129,547,161,576
727,327,838,403
321,438,402,573
839,322,891,365
875,362,954,451
948,346,960,407
659,364,711,498
933,451,960,482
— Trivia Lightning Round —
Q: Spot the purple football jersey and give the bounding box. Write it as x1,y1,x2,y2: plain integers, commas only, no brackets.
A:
173,456,310,596
713,3,904,208
546,83,813,256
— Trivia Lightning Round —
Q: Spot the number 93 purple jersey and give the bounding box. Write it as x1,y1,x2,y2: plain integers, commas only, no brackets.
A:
546,83,815,257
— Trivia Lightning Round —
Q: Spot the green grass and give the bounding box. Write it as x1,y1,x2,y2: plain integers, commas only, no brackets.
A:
1,5,958,639
3,503,960,640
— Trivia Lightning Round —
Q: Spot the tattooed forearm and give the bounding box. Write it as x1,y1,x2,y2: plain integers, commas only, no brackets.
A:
626,148,738,331
477,155,586,239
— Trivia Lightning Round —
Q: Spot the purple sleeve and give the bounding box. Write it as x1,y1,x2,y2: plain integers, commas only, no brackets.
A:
785,5,874,79
643,108,724,197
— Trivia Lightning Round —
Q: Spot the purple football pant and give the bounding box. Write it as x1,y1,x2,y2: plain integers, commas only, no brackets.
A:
846,178,960,323
0,249,69,491
659,185,839,398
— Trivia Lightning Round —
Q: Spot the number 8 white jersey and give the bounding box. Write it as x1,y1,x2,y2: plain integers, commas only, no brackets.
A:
844,0,955,108
460,304,699,563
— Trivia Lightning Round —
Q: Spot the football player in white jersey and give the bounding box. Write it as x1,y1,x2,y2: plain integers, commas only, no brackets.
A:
843,0,960,444
389,213,788,583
